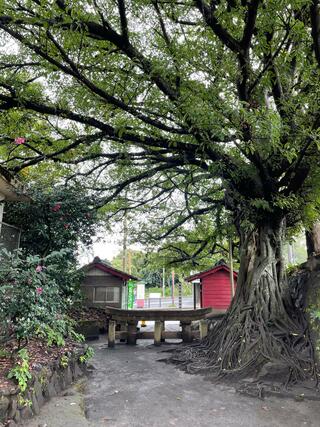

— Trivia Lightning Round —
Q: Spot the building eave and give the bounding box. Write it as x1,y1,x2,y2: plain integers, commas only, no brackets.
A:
83,261,139,281
185,264,238,282
0,167,31,202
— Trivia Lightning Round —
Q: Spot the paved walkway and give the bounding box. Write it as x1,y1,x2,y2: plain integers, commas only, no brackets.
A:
24,334,320,427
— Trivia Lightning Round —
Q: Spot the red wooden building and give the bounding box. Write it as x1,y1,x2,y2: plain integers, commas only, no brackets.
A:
185,261,237,313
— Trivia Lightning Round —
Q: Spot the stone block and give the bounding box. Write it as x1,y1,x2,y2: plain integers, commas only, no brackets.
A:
20,405,33,419
1,349,85,426
0,396,10,421
154,321,162,346
33,380,45,407
108,320,116,348
58,374,66,392
69,361,75,381
199,319,208,339
66,366,73,385
181,322,193,343
127,321,138,345
31,393,40,415
7,397,17,420
13,409,20,424
50,371,61,395
74,362,83,379
43,382,56,399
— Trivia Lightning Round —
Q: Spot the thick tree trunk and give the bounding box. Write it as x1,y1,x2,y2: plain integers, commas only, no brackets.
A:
306,221,320,258
178,219,316,382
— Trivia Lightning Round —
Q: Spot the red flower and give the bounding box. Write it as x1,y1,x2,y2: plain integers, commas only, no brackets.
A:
52,203,61,212
14,137,26,145
36,287,43,295
64,223,70,229
35,265,43,273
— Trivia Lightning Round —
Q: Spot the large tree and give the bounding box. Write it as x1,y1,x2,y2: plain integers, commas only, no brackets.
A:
0,0,320,379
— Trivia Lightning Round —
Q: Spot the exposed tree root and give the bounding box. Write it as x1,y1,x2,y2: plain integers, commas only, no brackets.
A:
171,226,318,387
172,306,316,385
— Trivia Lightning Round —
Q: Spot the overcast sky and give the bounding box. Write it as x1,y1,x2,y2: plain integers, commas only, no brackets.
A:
78,230,143,266
78,237,122,265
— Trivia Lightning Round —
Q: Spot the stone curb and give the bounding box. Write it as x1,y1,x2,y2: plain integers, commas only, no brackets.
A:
0,350,87,426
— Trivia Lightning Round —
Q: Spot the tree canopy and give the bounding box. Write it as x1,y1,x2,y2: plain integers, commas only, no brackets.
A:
0,0,319,238
1,0,320,380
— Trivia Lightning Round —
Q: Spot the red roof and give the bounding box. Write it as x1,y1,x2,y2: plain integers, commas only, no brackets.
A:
185,264,238,282
83,257,138,281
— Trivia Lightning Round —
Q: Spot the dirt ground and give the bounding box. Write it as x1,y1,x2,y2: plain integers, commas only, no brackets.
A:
23,332,320,427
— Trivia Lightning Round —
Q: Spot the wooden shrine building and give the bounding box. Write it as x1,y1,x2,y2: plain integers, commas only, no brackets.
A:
81,257,138,309
185,260,237,314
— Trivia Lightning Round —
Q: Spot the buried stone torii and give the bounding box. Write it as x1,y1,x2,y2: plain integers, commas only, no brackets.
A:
105,306,211,347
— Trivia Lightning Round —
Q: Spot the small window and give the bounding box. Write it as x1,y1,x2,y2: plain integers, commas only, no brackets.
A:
93,287,120,303
94,287,106,302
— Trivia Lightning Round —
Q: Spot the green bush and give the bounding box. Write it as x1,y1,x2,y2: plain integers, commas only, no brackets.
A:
0,248,73,344
4,184,101,300
4,185,99,258
79,346,94,363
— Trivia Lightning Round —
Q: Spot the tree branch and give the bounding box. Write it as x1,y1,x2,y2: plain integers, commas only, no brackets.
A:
118,0,129,41
194,0,240,53
311,0,320,67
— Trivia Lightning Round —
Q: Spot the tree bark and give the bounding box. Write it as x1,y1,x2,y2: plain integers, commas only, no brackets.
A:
306,221,320,258
177,218,316,381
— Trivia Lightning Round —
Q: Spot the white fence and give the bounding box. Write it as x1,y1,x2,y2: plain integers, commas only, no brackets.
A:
134,296,193,309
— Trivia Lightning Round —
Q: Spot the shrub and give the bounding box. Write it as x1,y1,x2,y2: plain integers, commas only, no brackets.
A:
7,349,32,392
4,184,100,300
0,249,72,345
79,346,94,363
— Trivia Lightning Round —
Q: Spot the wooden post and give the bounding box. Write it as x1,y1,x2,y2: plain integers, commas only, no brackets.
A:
108,320,116,348
127,321,138,345
154,320,162,346
162,266,165,297
181,321,193,343
128,249,132,274
199,319,208,339
171,269,175,306
122,211,128,272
